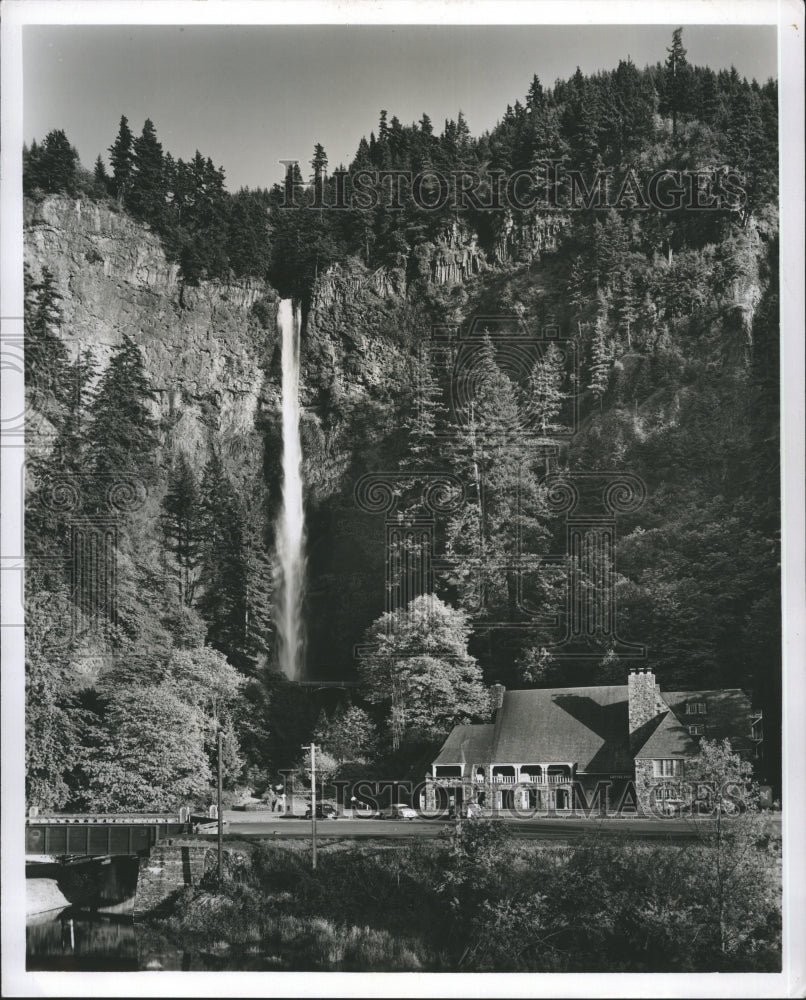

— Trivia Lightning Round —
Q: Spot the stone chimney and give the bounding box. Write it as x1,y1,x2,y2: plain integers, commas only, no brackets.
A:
627,668,665,747
490,684,506,715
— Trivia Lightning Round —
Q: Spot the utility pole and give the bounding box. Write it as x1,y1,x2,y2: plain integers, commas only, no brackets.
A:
217,728,223,884
308,742,318,869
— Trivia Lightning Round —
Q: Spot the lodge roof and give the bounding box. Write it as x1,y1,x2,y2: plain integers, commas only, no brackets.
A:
432,684,754,771
433,723,494,766
491,685,633,773
633,708,698,759
661,688,754,753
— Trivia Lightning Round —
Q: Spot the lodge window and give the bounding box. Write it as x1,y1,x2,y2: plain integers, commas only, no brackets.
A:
689,725,704,736
686,702,707,715
653,759,682,777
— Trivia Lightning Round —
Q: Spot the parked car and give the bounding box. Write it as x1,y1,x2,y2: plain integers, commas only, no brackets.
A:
380,804,418,820
191,816,229,834
304,803,339,820
348,797,377,818
447,802,483,820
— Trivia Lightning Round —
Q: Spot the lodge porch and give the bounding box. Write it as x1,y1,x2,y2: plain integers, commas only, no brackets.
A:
424,762,577,813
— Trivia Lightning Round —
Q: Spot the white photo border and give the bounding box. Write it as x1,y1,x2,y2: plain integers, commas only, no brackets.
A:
2,2,803,997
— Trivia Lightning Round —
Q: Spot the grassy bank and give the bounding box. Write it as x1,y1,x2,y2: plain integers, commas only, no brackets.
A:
151,821,781,972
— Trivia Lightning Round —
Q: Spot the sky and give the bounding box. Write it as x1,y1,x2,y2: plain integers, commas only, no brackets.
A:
23,24,778,192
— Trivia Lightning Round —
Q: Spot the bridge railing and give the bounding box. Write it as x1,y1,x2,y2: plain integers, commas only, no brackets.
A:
26,814,192,857
28,813,183,824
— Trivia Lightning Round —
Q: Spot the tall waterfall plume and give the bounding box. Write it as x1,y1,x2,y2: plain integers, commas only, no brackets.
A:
275,299,306,681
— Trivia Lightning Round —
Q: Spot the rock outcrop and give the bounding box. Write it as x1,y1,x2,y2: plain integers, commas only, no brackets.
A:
24,196,277,475
492,210,569,266
421,220,487,286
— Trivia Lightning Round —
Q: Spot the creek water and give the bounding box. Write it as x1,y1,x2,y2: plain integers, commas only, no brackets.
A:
26,908,301,971
27,909,152,971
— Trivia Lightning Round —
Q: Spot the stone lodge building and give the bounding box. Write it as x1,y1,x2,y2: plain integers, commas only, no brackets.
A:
423,668,762,815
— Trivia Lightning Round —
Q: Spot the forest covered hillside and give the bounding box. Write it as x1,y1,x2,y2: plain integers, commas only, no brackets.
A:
24,29,780,810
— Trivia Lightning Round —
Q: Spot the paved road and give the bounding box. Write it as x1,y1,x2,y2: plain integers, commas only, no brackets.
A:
221,812,782,842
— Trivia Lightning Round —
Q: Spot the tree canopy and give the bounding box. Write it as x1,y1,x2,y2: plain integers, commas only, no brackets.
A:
359,595,489,749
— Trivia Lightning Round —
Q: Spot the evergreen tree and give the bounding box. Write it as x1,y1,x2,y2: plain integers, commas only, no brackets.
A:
24,266,70,410
25,589,85,809
108,115,134,200
664,27,692,135
85,335,159,485
442,333,552,641
226,188,272,277
161,451,203,606
726,88,773,226
93,155,109,188
526,73,545,113
400,348,448,468
23,130,79,195
528,342,567,439
195,453,271,670
128,118,165,224
46,130,78,193
612,57,656,158
24,272,89,570
174,152,231,283
455,111,472,165
588,314,611,409
697,66,721,124
22,140,39,194
614,269,637,348
310,143,328,186
563,67,602,163
567,254,590,332
239,514,274,674
196,450,240,635
50,348,96,474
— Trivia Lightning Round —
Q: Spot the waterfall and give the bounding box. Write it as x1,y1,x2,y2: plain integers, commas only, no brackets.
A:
275,299,306,680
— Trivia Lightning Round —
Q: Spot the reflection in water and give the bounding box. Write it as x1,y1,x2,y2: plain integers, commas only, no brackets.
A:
26,909,291,971
27,908,206,971
27,909,139,971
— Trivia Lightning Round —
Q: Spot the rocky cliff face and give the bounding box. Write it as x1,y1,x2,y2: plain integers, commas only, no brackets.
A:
23,196,424,541
426,220,487,285
24,195,419,674
492,210,570,266
24,196,277,477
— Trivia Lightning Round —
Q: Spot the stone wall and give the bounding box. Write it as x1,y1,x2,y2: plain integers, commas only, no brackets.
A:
634,759,690,814
633,758,656,813
133,842,210,918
